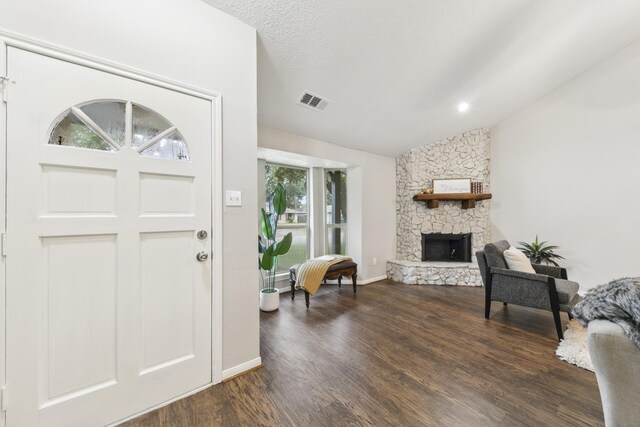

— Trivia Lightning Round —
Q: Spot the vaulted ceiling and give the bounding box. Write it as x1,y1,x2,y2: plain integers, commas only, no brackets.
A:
203,0,640,157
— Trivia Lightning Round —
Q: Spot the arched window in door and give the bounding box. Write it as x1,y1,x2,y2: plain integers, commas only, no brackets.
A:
48,100,190,160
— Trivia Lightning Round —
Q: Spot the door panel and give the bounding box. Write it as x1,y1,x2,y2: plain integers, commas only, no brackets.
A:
42,235,118,404
6,47,213,426
140,231,195,372
139,172,195,215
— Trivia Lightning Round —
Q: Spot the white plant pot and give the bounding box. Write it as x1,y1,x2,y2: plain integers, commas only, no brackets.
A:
260,289,280,312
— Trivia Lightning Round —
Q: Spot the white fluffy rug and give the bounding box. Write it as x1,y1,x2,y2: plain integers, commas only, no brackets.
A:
555,319,594,372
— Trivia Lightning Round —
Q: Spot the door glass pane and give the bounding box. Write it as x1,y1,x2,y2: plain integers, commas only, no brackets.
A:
139,130,190,160
133,104,172,148
49,112,115,152
79,101,126,146
265,164,308,273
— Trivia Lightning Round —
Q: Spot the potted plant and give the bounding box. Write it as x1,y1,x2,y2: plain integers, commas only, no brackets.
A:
258,183,292,311
517,235,565,266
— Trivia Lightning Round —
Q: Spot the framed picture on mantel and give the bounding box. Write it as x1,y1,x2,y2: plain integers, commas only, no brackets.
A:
432,178,471,194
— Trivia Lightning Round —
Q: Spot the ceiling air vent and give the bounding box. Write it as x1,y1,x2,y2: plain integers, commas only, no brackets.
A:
298,91,330,112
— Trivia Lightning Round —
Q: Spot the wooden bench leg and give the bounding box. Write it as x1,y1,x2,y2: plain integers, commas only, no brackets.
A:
304,291,310,308
352,273,357,294
290,279,295,300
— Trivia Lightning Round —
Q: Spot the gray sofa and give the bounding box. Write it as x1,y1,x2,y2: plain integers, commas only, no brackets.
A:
476,240,581,340
589,320,640,427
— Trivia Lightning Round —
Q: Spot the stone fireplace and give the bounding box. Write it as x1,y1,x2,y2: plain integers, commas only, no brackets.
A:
387,128,490,286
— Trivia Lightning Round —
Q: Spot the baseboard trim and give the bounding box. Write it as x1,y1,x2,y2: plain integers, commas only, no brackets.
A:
222,357,262,381
357,275,387,285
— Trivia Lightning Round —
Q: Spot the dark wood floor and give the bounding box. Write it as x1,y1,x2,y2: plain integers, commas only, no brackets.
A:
124,280,604,426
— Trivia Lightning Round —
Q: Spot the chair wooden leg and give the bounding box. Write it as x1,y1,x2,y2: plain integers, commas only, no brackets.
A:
338,276,342,288
484,272,492,319
352,273,357,294
552,308,564,341
304,291,310,308
290,280,295,300
548,277,564,341
568,312,573,320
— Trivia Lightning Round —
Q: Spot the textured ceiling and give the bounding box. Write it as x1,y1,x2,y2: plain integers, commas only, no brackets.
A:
202,0,640,157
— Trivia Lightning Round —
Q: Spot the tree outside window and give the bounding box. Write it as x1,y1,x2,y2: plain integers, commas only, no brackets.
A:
265,164,309,272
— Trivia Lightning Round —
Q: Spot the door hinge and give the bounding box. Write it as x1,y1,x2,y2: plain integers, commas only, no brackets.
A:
0,75,14,103
1,233,6,256
1,386,7,412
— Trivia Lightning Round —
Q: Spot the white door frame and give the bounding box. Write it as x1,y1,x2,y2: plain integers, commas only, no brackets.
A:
0,28,224,425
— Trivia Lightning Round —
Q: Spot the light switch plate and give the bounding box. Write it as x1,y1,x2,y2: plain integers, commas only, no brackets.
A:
225,190,242,207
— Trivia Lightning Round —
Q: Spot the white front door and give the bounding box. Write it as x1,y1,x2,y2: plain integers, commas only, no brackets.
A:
5,47,213,426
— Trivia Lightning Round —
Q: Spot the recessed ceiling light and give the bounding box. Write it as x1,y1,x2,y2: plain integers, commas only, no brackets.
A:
457,102,470,113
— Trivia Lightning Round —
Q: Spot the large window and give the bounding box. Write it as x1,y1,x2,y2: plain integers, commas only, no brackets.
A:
265,164,309,273
325,169,347,255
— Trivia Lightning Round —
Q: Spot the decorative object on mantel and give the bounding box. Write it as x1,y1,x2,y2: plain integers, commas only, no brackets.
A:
432,178,471,194
555,319,594,371
419,187,433,195
471,181,483,194
412,192,492,209
517,235,565,266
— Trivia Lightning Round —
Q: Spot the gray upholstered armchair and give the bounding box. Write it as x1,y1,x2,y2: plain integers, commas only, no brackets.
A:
476,240,581,340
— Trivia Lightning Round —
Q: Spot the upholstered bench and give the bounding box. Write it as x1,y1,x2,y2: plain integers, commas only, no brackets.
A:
289,260,358,308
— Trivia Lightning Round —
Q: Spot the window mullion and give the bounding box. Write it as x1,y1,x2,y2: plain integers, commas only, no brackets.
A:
125,101,132,149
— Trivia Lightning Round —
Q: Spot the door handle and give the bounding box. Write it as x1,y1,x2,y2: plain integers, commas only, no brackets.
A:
196,251,209,262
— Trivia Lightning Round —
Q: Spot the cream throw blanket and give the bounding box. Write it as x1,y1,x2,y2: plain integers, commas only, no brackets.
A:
296,255,352,295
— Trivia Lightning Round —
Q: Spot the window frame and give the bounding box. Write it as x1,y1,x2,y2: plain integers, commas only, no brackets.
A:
264,162,311,275
323,168,348,255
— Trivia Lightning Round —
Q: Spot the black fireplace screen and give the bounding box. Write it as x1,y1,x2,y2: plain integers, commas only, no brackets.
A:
421,233,472,262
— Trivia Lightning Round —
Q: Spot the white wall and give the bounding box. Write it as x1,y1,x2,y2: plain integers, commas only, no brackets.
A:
0,0,259,372
259,126,396,282
491,39,640,290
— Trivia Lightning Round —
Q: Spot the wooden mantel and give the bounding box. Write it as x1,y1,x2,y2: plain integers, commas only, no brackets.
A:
413,193,492,209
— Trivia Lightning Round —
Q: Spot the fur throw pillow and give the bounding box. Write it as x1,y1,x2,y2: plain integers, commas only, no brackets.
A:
572,277,640,349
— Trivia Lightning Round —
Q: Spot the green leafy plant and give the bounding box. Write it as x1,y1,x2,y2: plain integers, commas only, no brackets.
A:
517,235,565,266
259,183,293,293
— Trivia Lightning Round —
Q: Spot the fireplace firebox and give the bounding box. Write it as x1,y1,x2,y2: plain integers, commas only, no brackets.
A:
421,233,472,262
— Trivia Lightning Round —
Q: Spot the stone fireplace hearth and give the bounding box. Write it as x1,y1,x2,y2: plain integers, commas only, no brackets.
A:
388,128,490,287
387,260,482,286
